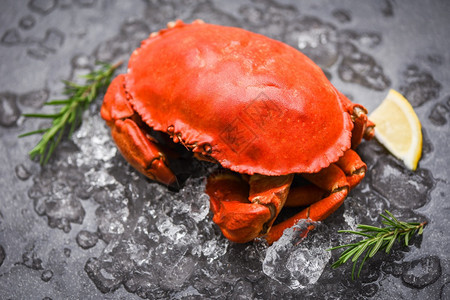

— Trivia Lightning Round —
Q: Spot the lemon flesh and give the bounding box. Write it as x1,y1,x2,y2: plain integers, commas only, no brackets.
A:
369,89,422,170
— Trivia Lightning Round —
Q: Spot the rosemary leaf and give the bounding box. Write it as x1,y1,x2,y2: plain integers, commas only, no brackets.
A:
356,249,371,279
337,230,376,239
328,210,427,279
404,231,410,246
351,240,371,262
385,228,399,253
369,235,384,257
20,60,122,164
45,100,72,105
18,128,50,137
357,224,387,232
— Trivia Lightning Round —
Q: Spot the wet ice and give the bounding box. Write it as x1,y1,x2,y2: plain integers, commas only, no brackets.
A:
41,270,53,282
15,164,32,181
28,0,58,15
76,230,99,249
21,244,44,271
400,65,442,107
370,158,434,209
286,17,339,68
402,256,442,289
19,15,36,30
338,42,390,91
0,92,21,127
263,221,331,289
1,29,22,46
19,89,49,108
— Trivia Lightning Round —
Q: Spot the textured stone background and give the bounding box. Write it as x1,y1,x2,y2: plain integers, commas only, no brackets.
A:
0,0,449,299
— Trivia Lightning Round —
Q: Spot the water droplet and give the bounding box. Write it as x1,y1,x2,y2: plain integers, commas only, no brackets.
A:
340,30,381,48
429,103,449,126
402,256,441,289
15,164,32,180
370,158,434,209
95,36,132,62
29,160,94,232
84,257,122,293
71,54,92,69
21,246,43,270
41,269,53,282
63,248,71,257
400,65,442,107
70,67,92,85
19,89,49,108
425,54,444,65
28,0,57,15
27,46,51,60
32,193,85,232
345,189,389,224
1,28,21,46
190,2,238,27
332,10,351,23
0,92,21,127
120,19,150,41
382,262,404,277
286,17,339,68
76,230,99,249
358,260,382,283
19,15,36,30
40,28,65,52
338,42,390,91
381,0,395,17
359,283,378,297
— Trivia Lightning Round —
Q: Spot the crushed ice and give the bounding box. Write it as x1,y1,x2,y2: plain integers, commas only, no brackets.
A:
26,106,354,296
263,220,332,289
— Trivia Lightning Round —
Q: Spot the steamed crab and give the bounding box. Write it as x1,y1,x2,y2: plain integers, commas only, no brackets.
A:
101,20,375,244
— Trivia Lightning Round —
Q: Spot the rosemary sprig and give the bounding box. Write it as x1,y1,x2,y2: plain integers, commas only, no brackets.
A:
19,61,122,165
328,210,427,280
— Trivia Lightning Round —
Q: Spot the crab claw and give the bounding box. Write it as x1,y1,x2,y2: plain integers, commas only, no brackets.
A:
101,75,176,186
206,172,293,243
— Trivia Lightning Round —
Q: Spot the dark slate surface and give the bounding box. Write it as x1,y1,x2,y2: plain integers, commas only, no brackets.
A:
0,0,449,299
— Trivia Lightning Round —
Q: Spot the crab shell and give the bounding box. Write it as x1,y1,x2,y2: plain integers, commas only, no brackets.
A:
114,20,356,176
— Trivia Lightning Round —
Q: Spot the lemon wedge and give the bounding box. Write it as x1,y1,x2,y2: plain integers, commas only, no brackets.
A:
369,89,422,170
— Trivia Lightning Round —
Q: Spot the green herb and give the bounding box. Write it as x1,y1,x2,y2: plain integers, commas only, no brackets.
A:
328,210,426,280
19,61,122,165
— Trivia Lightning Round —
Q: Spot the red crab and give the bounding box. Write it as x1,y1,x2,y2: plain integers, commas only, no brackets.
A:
101,20,375,244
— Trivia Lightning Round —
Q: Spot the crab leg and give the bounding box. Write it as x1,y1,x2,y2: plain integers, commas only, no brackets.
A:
101,75,176,185
283,150,366,211
335,89,375,147
285,184,326,207
206,172,293,243
350,107,375,148
264,164,348,244
265,149,367,244
335,149,367,189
